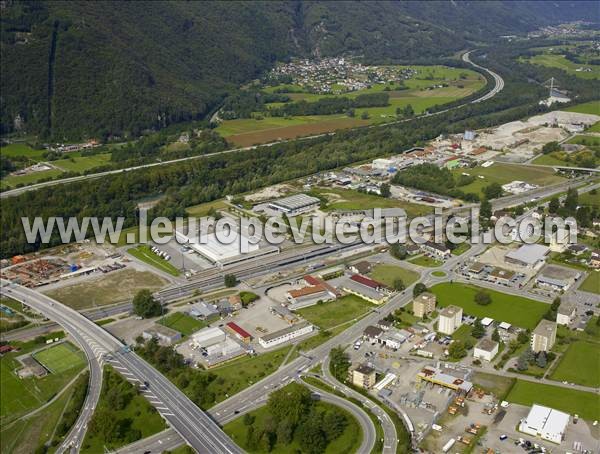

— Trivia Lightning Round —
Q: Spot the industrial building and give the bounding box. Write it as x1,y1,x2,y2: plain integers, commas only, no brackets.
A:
342,274,389,305
258,321,313,349
531,320,557,353
267,193,321,216
188,301,219,319
413,292,436,318
505,244,549,268
142,325,182,346
438,305,463,335
191,327,226,348
535,265,580,291
473,338,499,362
416,366,473,394
225,322,252,343
174,225,279,267
519,404,569,444
352,364,377,389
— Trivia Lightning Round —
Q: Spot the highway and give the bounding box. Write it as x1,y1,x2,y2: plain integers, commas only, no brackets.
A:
0,280,243,454
0,50,503,200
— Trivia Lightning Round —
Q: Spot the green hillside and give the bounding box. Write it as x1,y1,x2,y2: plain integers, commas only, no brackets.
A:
1,1,597,139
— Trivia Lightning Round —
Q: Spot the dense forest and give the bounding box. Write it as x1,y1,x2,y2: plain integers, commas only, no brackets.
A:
1,0,597,139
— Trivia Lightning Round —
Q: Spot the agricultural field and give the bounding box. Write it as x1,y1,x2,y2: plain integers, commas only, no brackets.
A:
451,163,565,198
297,294,375,330
1,168,64,190
506,380,600,421
563,100,600,115
128,244,180,276
33,342,85,374
0,142,46,159
52,153,111,172
43,269,168,309
314,187,431,218
186,199,229,217
217,65,485,147
429,283,548,329
369,264,419,288
523,54,600,79
158,312,206,336
549,341,599,387
532,149,598,168
587,121,600,132
579,271,599,294
567,134,600,147
579,191,600,209
0,375,81,454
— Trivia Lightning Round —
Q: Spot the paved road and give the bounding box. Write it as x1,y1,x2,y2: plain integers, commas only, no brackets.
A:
1,50,503,200
0,280,243,454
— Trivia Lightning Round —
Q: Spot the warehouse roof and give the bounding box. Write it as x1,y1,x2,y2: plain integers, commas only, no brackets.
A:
505,244,549,266
260,321,311,343
475,338,498,352
269,194,320,211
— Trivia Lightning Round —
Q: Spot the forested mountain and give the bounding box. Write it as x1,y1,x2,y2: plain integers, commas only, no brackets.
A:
1,1,596,139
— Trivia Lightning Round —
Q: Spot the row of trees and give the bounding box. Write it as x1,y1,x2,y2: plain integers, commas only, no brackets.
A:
269,93,389,117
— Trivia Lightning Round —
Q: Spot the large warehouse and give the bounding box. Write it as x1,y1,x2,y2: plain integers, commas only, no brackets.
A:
175,224,279,267
519,404,569,444
268,194,321,216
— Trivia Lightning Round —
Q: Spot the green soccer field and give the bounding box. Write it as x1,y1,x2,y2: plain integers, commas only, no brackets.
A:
297,295,375,330
33,343,86,374
158,312,207,336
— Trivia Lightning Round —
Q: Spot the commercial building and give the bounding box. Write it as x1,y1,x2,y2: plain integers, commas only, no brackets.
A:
191,327,226,348
286,284,335,309
348,261,372,275
590,250,600,268
380,328,409,349
535,266,580,291
175,226,279,267
505,244,549,268
556,301,577,326
225,322,252,343
258,321,313,349
413,292,436,318
142,325,182,346
352,364,377,389
438,305,463,335
531,320,557,353
519,404,569,444
473,338,499,362
268,193,320,216
489,267,515,284
270,305,298,324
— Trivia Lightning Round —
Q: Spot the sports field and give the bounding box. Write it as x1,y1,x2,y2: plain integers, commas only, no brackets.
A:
429,283,548,329
128,244,180,276
158,312,206,336
451,163,564,197
33,342,85,374
297,294,375,330
549,341,599,387
369,264,419,288
506,380,600,421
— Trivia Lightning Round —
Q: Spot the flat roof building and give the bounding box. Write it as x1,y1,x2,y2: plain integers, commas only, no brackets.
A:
519,404,569,444
413,292,436,318
556,300,576,326
531,320,557,353
258,321,313,349
142,325,182,346
191,327,226,348
473,338,499,362
352,364,377,389
536,265,580,291
505,244,549,268
268,194,320,216
438,305,463,335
